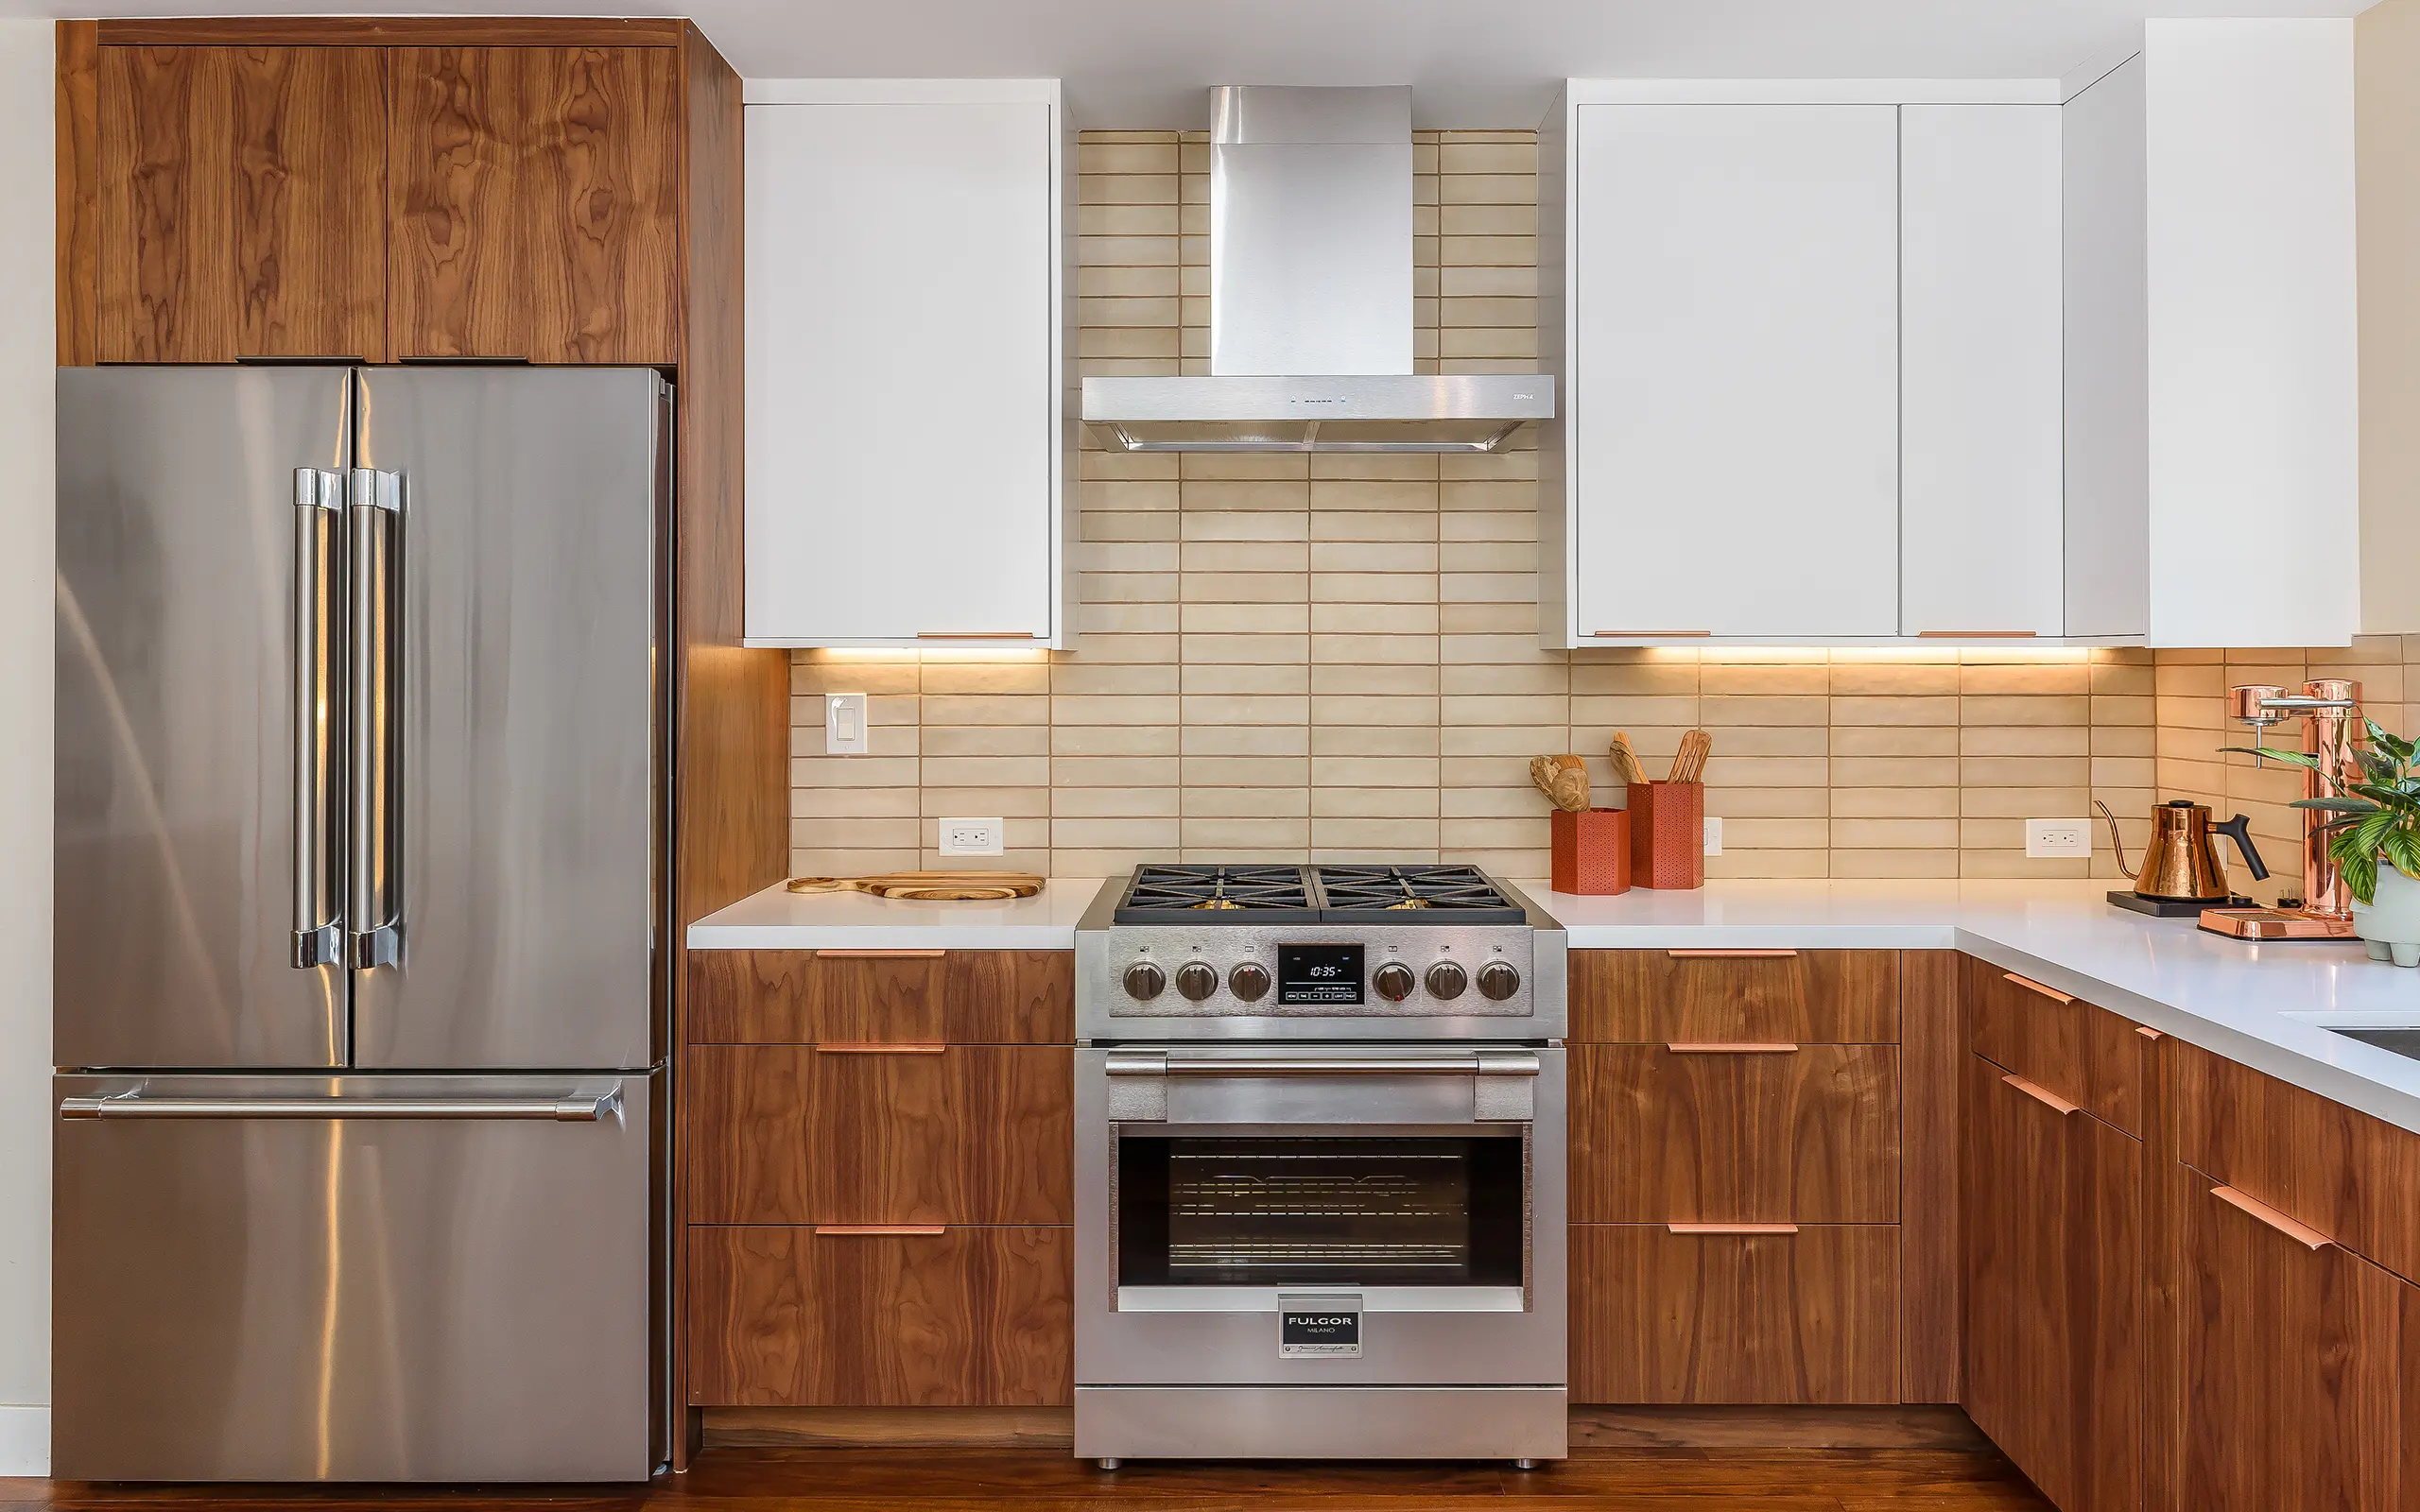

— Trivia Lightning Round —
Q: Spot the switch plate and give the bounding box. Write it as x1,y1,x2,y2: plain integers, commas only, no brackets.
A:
2026,817,2092,859
1703,816,1722,856
824,693,868,756
939,817,1004,857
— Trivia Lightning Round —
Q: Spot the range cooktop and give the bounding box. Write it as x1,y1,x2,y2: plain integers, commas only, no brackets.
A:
1111,864,1529,926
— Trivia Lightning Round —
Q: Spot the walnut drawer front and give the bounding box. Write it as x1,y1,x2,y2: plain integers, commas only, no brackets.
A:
1570,1223,1900,1404
1570,1042,1900,1225
686,1224,1073,1407
686,949,1075,1045
1571,949,1900,1043
1963,954,2148,1137
2175,1040,2420,1283
685,1043,1073,1226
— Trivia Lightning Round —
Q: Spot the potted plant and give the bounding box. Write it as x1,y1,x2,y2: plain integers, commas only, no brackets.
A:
2225,720,2420,966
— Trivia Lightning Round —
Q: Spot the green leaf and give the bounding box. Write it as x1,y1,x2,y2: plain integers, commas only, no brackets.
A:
2353,810,2400,861
2368,719,2416,766
2340,847,2381,905
2220,746,2325,773
2291,798,2378,813
2383,827,2420,884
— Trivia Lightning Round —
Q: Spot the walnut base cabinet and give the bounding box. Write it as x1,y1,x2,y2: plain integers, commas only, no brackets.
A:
2169,1166,2419,1510
1962,1053,2141,1512
1571,1225,1900,1404
688,1225,1073,1408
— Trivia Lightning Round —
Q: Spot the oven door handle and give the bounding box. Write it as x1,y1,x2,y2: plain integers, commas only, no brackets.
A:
1104,1050,1541,1078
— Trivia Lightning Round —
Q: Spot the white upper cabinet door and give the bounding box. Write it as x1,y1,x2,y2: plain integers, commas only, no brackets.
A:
744,91,1061,646
1569,104,1900,639
1899,105,2066,637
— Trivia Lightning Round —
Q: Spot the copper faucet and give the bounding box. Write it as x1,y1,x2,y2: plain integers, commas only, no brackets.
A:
2205,679,2364,939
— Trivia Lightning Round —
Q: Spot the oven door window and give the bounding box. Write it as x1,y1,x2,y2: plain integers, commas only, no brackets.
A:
1117,1134,1523,1287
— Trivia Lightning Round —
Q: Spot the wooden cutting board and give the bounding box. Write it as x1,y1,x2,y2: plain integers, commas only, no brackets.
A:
786,870,1045,901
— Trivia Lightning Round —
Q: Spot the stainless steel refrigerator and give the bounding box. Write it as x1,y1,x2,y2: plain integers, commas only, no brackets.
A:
53,366,671,1482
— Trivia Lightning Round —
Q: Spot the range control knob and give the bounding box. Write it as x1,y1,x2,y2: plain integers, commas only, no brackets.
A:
1373,962,1417,1002
1175,962,1220,1002
1476,961,1522,1002
1426,960,1468,1000
1123,961,1167,1001
1229,961,1271,1003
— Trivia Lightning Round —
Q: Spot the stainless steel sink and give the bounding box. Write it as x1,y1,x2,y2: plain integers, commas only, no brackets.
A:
2325,1027,2420,1062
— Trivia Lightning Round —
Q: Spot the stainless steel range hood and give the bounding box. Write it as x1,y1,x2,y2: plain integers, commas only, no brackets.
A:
1080,86,1554,455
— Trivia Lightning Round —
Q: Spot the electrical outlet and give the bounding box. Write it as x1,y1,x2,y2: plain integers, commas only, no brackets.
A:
1703,816,1723,856
824,693,868,756
2026,817,2092,859
939,817,1004,857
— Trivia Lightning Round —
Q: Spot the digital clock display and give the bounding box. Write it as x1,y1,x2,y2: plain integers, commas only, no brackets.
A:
1277,944,1364,1005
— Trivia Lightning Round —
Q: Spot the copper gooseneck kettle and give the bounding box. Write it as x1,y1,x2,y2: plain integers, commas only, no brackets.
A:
2095,799,2269,902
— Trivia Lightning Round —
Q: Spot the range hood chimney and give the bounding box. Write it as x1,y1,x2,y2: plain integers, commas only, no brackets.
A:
1080,85,1554,454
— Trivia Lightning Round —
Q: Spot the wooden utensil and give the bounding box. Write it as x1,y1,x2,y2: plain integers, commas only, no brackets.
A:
786,871,1044,901
1529,754,1591,813
1610,731,1648,786
1668,729,1713,784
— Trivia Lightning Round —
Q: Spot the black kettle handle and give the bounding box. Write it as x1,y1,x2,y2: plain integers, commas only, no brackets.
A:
2212,815,2269,882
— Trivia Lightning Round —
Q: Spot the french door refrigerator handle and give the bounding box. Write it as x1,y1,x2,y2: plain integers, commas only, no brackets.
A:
290,469,347,969
60,1081,624,1122
348,468,402,971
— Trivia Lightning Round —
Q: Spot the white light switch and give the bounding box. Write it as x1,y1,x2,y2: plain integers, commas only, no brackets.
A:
2026,817,2092,858
1703,816,1722,856
824,693,868,756
939,818,1004,857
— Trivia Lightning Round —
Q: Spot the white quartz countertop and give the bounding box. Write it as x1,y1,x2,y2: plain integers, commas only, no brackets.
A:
688,875,2420,1135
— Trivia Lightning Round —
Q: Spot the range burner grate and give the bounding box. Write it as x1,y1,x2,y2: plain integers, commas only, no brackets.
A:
1115,864,1322,924
1315,865,1528,924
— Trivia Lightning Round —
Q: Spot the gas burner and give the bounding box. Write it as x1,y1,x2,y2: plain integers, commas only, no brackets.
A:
1316,866,1528,924
1115,865,1322,924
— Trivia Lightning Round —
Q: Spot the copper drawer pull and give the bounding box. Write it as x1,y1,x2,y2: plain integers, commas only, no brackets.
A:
814,1042,946,1056
1917,629,2038,638
813,949,947,959
2210,1186,2333,1251
1667,949,1799,959
1668,1223,1798,1235
2002,971,2074,1005
1667,1041,1799,1054
813,1225,946,1236
916,630,1042,640
2135,1025,2165,1040
1591,630,1712,639
2001,1073,2080,1116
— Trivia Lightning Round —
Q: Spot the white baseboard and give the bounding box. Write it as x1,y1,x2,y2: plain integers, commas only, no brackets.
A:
0,1404,46,1475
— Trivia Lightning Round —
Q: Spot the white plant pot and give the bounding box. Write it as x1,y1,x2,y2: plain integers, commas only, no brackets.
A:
2352,862,2420,968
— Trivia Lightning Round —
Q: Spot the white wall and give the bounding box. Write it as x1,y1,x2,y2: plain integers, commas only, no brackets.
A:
2360,0,2420,633
0,17,53,1477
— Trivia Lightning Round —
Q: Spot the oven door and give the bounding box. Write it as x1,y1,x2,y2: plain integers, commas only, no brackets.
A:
1075,1045,1565,1388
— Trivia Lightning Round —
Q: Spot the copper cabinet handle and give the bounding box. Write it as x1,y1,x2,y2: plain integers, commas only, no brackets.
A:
1668,1223,1798,1235
1667,949,1799,959
2210,1186,2333,1251
812,1225,946,1236
813,949,947,959
2001,1073,2080,1116
2136,1025,2166,1040
1917,629,2038,638
915,631,1042,640
2002,971,2074,1005
1666,1042,1799,1054
814,1042,946,1055
1590,630,1713,639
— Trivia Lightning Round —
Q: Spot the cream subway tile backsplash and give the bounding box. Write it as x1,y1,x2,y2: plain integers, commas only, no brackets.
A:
780,128,2392,884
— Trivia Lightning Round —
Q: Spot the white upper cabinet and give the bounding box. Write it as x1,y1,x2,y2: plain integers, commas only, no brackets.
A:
743,81,1067,648
1552,100,1902,642
1899,105,2066,637
2064,23,2358,646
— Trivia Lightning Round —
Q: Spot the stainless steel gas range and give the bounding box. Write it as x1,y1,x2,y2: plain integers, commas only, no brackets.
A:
1073,864,1568,1469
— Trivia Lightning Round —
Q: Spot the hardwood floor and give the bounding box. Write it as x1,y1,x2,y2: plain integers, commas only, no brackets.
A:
0,1412,2052,1510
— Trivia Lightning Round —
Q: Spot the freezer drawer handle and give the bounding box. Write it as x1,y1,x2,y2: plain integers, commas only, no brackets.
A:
60,1082,623,1122
347,469,402,971
290,467,347,970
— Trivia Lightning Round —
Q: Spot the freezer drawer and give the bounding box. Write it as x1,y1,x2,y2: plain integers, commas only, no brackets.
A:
53,1072,659,1482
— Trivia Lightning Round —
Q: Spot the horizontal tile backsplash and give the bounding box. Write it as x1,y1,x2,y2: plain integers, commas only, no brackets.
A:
786,128,2416,889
